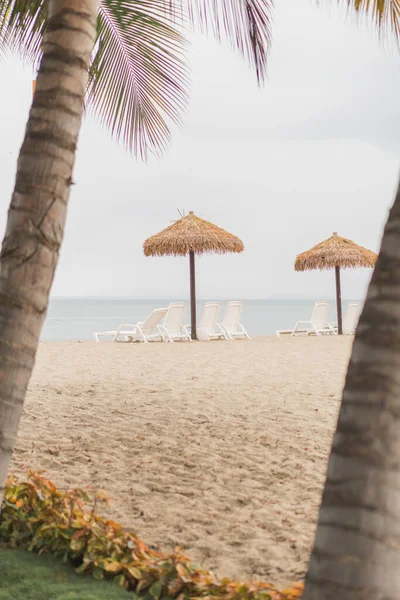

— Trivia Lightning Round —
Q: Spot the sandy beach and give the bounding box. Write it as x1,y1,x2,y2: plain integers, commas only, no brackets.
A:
10,336,353,587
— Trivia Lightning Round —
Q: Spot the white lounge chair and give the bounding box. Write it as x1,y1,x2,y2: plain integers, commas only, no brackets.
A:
94,308,168,343
276,302,335,337
218,301,251,340
331,302,360,335
158,303,191,342
195,302,228,341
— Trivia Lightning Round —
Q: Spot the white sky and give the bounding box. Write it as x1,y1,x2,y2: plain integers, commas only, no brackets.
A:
0,0,399,300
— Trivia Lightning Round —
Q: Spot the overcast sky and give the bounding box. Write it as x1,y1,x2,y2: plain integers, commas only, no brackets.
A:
0,0,399,300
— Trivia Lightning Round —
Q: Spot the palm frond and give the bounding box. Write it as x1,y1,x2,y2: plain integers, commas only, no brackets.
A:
87,0,189,158
0,0,46,64
182,0,274,83
0,25,6,60
1,0,399,159
321,1,400,39
353,0,400,38
0,0,274,156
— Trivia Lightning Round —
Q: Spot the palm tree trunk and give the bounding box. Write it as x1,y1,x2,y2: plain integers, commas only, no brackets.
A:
303,177,400,599
0,0,100,506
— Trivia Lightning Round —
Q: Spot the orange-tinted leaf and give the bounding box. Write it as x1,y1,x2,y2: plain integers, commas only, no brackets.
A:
2,472,303,600
282,581,304,598
103,560,123,573
106,519,121,531
176,563,188,580
71,529,86,540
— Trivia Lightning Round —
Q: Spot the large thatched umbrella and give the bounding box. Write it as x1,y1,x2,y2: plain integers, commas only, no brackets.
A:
143,212,244,339
295,232,377,334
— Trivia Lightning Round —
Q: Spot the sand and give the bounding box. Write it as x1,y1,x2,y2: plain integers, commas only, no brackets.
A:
10,336,353,587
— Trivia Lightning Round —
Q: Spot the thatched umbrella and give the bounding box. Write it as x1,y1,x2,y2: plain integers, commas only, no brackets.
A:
295,232,377,334
143,212,244,339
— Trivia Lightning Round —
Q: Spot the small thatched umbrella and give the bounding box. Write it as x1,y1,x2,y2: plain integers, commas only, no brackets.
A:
143,212,244,339
295,232,377,334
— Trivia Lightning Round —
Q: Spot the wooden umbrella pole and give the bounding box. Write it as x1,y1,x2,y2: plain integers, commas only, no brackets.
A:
189,251,197,340
335,265,343,335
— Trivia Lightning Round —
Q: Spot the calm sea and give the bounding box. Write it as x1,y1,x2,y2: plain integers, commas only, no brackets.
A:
40,298,361,341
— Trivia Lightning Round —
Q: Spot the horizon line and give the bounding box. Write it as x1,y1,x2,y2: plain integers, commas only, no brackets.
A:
49,295,364,301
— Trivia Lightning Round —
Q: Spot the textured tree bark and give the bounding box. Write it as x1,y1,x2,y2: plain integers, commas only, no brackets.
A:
0,0,100,506
303,177,400,599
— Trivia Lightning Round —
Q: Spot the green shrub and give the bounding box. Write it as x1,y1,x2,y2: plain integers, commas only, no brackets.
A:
0,473,303,600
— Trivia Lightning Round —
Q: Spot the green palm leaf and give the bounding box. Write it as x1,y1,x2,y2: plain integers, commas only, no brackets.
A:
0,0,274,157
1,0,398,157
0,0,46,63
89,1,189,158
181,0,273,83
89,0,275,156
0,0,273,157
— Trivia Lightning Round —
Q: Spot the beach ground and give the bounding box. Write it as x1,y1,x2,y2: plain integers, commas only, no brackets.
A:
11,336,353,587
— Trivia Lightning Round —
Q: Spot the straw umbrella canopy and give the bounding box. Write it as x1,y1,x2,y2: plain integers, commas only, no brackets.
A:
143,212,244,339
295,232,377,334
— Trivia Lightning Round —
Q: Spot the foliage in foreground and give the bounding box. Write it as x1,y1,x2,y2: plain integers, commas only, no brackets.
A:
0,545,130,599
0,473,303,600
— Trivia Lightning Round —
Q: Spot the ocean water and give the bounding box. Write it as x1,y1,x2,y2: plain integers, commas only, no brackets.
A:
40,298,361,341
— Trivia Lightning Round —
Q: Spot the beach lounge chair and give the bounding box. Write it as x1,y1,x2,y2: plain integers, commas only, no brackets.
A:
276,301,335,337
195,302,228,341
94,308,168,343
218,301,251,340
331,302,360,335
158,303,192,342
